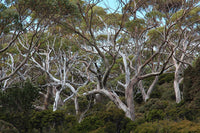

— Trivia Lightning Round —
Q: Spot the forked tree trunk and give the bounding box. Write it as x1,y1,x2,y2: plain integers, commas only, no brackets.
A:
138,76,159,102
83,88,135,121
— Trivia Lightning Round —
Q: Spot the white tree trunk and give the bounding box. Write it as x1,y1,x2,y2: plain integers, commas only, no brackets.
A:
138,76,159,102
83,88,134,121
53,90,61,111
174,73,181,103
74,95,79,115
173,56,182,103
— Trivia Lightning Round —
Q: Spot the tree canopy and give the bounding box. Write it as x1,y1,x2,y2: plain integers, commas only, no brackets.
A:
0,1,200,131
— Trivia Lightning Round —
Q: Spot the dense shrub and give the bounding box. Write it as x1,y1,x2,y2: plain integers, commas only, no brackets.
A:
0,81,39,113
0,120,19,133
158,73,174,85
71,108,134,133
165,105,196,121
134,120,200,133
182,58,200,119
0,112,31,133
184,58,200,103
30,110,77,133
145,109,165,122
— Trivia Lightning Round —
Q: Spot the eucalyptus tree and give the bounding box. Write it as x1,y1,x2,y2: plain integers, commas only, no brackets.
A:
0,1,48,89
140,0,200,103
169,6,200,103
12,0,200,121
29,0,196,120
40,0,138,120
16,30,89,114
116,0,200,104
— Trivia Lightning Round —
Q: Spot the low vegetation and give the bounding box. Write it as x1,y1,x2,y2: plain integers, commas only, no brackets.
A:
1,61,200,132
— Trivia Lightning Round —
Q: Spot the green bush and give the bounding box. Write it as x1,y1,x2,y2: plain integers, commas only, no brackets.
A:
0,120,19,133
182,58,200,119
150,86,162,99
0,81,39,113
145,109,165,122
71,108,134,133
0,112,31,133
30,110,77,133
134,120,200,133
165,103,196,121
158,73,174,85
160,87,175,101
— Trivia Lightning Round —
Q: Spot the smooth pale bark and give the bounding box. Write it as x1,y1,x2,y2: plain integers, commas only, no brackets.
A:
74,95,79,115
172,56,182,103
53,90,61,111
126,77,139,121
83,88,134,120
126,85,135,121
138,76,159,102
174,77,181,103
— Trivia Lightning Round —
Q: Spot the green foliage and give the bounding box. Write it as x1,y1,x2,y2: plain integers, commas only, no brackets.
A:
78,82,97,94
0,81,39,113
170,9,184,22
134,120,200,133
0,109,77,133
0,120,19,133
145,10,165,20
158,73,174,85
139,99,167,113
0,3,21,35
150,86,162,99
134,122,158,133
183,58,200,107
72,108,134,133
30,110,77,132
125,18,145,33
22,0,78,18
134,92,143,104
0,112,31,133
160,87,175,101
145,109,165,122
147,26,164,43
187,7,200,22
105,13,123,26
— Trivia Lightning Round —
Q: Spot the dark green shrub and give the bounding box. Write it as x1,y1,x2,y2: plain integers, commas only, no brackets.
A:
142,99,158,111
71,108,134,133
134,120,200,133
150,86,162,99
0,112,31,133
145,109,165,122
134,92,143,104
134,122,158,133
183,58,200,103
0,120,19,133
158,73,174,85
151,100,168,110
0,81,39,113
30,110,77,133
165,103,196,121
160,87,176,101
170,120,200,132
182,58,200,119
